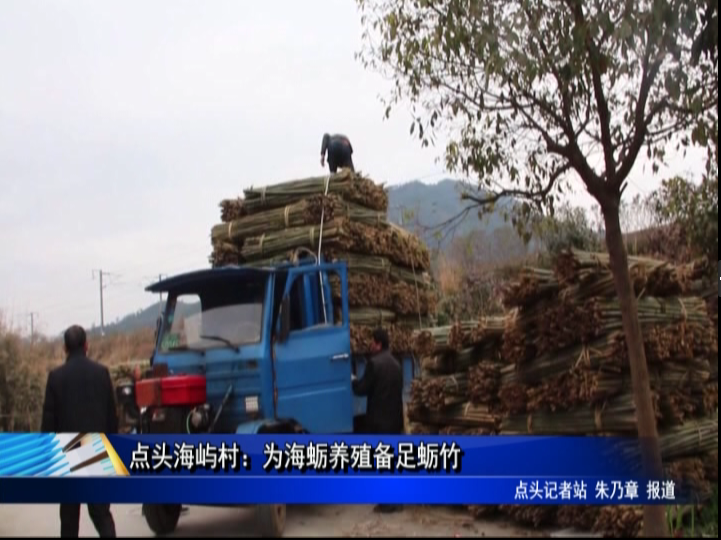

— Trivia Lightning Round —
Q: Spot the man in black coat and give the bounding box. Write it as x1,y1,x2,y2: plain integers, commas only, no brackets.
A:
352,327,404,514
320,133,355,173
41,325,119,538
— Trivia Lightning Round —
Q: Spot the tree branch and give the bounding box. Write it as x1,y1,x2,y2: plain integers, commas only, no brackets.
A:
568,0,616,182
460,162,572,207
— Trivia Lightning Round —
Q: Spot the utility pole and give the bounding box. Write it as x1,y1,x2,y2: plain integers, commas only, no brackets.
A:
93,269,107,336
157,273,166,319
28,312,38,344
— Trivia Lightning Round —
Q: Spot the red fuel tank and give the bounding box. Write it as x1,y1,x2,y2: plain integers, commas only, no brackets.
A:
135,375,207,408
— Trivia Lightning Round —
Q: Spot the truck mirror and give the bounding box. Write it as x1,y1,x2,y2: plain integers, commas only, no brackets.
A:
279,296,291,343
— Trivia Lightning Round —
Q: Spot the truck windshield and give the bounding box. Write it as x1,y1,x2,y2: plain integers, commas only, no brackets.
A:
158,276,267,353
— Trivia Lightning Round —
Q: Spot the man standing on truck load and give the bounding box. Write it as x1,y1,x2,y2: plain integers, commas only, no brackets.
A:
320,133,355,173
41,324,119,538
352,327,404,514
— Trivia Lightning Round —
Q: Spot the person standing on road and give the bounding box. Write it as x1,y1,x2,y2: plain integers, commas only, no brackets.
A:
320,133,355,173
351,327,404,514
41,324,119,538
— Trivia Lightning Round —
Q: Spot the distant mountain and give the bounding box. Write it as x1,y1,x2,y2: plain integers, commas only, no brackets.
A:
96,178,510,335
386,179,510,251
88,301,199,337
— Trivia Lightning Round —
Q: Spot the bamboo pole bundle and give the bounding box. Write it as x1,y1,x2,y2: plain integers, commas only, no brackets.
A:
468,361,501,405
498,383,529,415
501,267,560,307
412,324,476,357
555,249,681,293
501,333,622,386
501,391,661,434
665,457,712,500
448,320,481,351
468,316,507,346
349,323,414,354
211,195,387,244
209,241,242,267
703,451,717,482
467,505,500,519
521,356,714,417
346,307,404,326
327,252,432,285
238,219,431,270
557,506,600,532
328,273,437,316
612,320,716,364
501,311,538,365
419,354,444,373
592,506,643,538
407,401,501,431
419,345,501,375
242,250,433,288
408,423,438,435
413,373,470,412
343,221,431,270
618,418,718,462
241,170,389,212
525,367,609,413
219,197,244,222
498,506,558,528
439,426,493,435
702,382,718,413
659,389,699,426
534,296,710,356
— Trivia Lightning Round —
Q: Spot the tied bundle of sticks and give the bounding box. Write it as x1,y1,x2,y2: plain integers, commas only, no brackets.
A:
592,507,643,539
499,354,714,420
409,317,506,434
410,373,469,412
328,273,437,316
498,506,558,528
492,249,719,536
412,321,481,358
420,344,502,375
211,170,435,355
221,219,429,270
500,390,663,434
212,195,386,247
554,249,693,296
407,400,502,432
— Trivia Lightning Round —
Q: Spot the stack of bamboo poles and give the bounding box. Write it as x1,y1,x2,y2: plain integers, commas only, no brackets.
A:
406,317,506,436
209,170,437,354
487,249,719,537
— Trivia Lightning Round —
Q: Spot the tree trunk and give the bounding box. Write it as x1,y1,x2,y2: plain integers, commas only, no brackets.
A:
603,205,668,538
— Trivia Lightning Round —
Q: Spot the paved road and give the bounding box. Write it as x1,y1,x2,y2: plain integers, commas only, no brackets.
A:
0,504,536,537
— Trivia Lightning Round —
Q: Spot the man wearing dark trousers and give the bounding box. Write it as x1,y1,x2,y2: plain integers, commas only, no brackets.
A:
41,325,119,538
320,133,355,173
352,327,404,514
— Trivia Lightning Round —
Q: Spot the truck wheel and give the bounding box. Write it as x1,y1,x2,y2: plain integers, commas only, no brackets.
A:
257,504,286,537
143,504,182,536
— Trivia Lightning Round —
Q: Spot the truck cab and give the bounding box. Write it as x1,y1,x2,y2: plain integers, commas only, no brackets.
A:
118,258,417,536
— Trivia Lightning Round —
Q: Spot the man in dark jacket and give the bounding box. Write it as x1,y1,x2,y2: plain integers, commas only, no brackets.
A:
352,327,404,513
41,324,118,538
320,133,355,173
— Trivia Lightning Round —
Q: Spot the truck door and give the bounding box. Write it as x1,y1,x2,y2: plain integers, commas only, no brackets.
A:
272,263,353,434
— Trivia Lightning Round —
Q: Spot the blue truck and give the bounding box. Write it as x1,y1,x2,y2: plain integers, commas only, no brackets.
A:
116,256,420,537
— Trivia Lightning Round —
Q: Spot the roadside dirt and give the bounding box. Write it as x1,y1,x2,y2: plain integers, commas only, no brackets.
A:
0,504,544,537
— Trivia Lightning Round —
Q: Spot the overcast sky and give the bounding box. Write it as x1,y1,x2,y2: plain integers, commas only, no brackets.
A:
0,0,705,337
